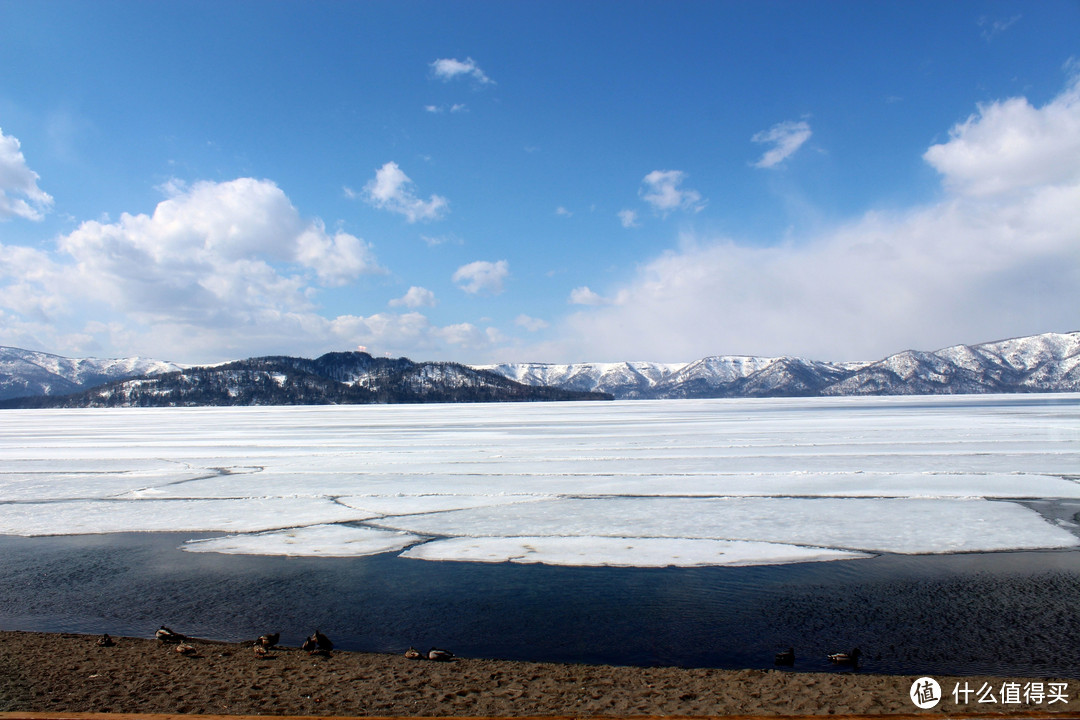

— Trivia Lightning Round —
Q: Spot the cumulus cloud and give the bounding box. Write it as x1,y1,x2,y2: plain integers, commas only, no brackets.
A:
296,222,382,287
453,260,509,295
923,72,1080,197
0,178,403,361
568,286,611,306
357,162,449,223
430,57,494,85
389,286,437,308
751,120,812,169
515,314,549,331
534,75,1080,363
618,209,639,228
0,127,53,221
639,170,705,215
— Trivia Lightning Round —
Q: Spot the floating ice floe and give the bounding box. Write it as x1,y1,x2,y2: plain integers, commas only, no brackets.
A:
399,536,871,567
183,524,424,557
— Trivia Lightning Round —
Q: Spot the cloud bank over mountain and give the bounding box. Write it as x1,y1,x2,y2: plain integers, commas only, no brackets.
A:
535,72,1080,363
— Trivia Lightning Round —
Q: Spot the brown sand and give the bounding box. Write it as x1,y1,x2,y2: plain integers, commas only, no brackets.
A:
0,631,1075,717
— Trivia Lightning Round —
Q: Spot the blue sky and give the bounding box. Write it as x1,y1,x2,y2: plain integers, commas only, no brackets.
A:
1,1,1078,365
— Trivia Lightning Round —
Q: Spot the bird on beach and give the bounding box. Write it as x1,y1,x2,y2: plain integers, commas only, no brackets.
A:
404,647,422,660
313,630,333,651
427,647,454,661
97,634,115,647
774,647,794,666
175,643,197,656
828,648,861,667
155,626,186,643
303,630,334,655
257,632,279,649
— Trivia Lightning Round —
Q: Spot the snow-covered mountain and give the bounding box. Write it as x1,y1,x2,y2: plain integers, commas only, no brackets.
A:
0,352,610,407
3,331,1078,405
0,347,184,401
477,331,1080,399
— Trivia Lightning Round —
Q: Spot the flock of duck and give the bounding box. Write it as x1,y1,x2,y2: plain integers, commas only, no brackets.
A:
775,646,862,669
110,626,849,670
146,625,455,662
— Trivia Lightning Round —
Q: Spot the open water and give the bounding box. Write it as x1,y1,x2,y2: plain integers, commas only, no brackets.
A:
1,531,1078,677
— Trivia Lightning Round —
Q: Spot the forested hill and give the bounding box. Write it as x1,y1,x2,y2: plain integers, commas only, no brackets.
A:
0,352,611,408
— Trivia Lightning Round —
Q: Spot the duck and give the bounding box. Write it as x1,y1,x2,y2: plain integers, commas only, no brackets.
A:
175,643,197,656
774,647,794,666
155,626,186,643
427,647,454,661
312,630,333,652
827,647,862,666
253,644,270,657
302,630,333,655
257,632,280,649
97,634,115,647
404,647,422,660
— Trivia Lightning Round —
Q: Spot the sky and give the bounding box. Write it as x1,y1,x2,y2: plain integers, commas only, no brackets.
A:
0,0,1078,366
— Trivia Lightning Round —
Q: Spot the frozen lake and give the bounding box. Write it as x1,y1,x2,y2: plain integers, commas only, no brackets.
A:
2,395,1078,566
1,394,1079,674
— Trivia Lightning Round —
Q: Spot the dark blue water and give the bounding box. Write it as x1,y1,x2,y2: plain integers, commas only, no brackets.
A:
1,532,1079,677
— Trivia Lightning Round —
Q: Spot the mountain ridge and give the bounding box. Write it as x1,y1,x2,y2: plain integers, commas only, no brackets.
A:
2,330,1078,405
0,352,610,407
476,331,1080,399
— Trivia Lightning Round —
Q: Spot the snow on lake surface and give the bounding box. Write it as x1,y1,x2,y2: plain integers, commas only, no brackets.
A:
1,395,1078,567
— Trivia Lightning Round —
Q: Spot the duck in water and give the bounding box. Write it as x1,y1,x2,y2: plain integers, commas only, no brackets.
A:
827,648,861,668
774,647,795,666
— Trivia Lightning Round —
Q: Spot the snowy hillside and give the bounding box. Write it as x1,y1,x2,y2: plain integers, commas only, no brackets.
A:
0,353,611,407
0,347,183,401
478,331,1080,399
3,331,1078,404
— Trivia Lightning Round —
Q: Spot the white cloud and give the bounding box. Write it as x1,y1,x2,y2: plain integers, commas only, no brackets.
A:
437,322,486,347
532,76,1080,363
979,14,1021,41
424,103,468,114
430,57,494,85
359,161,449,223
568,286,611,306
618,209,639,228
0,178,401,362
453,260,509,295
923,72,1080,197
555,206,572,217
639,170,704,215
296,222,383,287
0,127,53,221
389,286,436,308
515,314,549,331
751,120,812,169
420,233,463,247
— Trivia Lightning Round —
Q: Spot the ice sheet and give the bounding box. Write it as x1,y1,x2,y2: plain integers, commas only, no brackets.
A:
372,496,1079,555
0,396,1077,566
400,536,871,567
0,498,373,536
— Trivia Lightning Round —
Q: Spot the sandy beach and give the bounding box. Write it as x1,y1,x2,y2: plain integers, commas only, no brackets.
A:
0,631,1074,717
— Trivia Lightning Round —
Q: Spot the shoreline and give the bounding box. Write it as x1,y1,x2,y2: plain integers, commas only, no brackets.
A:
1,631,1075,717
